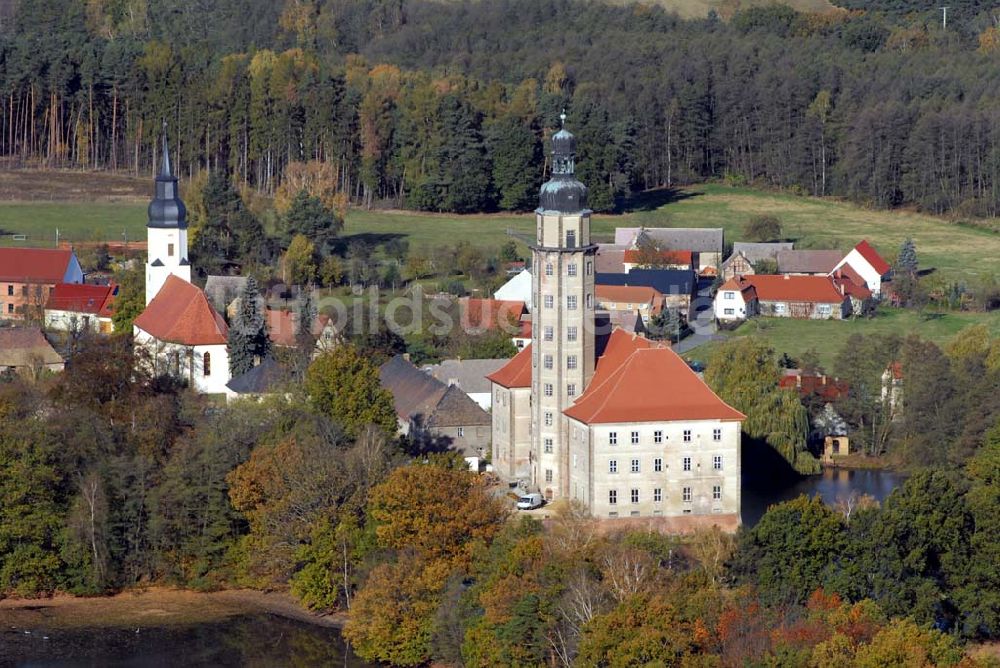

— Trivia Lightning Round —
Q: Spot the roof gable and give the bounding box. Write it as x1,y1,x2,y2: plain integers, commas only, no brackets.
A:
460,298,527,332
853,240,891,275
380,355,449,420
564,345,744,424
730,242,794,264
426,385,491,428
486,344,532,388
427,358,510,394
0,327,64,367
133,275,229,346
45,283,117,316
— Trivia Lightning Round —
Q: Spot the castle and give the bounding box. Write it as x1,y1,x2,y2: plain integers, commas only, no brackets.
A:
488,119,745,527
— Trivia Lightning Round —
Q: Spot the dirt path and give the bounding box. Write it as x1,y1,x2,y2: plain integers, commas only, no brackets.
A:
0,587,346,631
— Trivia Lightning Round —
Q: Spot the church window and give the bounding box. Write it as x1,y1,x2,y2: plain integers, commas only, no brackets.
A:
203,352,211,376
168,243,175,257
586,294,593,308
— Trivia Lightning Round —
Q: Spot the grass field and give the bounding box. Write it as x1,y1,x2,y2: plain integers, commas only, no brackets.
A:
689,308,1000,369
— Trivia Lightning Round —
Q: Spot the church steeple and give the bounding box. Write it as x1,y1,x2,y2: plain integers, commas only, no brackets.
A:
538,112,588,214
148,122,187,230
145,122,191,305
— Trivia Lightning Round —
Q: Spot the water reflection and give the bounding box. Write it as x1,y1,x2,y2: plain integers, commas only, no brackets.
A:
2,614,371,668
741,467,904,528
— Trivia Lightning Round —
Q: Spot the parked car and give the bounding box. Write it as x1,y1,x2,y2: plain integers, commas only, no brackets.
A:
516,493,544,510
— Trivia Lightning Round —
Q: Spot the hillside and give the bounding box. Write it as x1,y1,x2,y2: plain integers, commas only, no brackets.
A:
603,0,837,19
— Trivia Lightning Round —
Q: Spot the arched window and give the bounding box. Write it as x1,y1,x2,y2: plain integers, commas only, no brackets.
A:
203,352,211,377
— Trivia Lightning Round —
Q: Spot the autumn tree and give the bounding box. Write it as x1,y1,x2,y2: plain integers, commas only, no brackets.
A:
743,215,782,242
304,344,397,438
283,233,317,285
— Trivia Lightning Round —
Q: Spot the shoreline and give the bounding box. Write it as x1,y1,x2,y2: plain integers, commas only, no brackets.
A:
0,586,346,632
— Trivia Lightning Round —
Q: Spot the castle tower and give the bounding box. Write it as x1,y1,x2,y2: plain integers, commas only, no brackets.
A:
145,124,191,305
531,114,597,500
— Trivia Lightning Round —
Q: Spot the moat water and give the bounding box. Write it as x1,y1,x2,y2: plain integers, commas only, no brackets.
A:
1,614,370,668
742,466,904,527
2,469,902,667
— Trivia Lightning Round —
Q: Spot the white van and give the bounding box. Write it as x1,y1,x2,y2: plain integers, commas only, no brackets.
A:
516,493,544,510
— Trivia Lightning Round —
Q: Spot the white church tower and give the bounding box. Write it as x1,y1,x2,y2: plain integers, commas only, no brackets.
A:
531,114,597,500
145,124,191,305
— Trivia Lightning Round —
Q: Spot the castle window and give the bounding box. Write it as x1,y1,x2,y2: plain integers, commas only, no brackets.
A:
567,355,577,370
567,326,577,341
545,469,553,483
544,383,553,397
683,487,692,503
203,352,211,376
567,263,577,277
683,457,692,472
544,354,553,370
544,438,553,454
544,326,554,341
713,485,722,501
544,295,554,309
544,411,553,427
609,490,617,505
631,489,639,504
567,383,576,396
545,263,553,276
654,488,662,503
567,295,577,310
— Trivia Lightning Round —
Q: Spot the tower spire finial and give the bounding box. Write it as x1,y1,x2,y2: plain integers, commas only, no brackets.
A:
160,120,172,178
560,109,567,127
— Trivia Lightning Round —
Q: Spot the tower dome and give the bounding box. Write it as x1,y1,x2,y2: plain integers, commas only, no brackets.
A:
539,113,588,214
148,123,188,230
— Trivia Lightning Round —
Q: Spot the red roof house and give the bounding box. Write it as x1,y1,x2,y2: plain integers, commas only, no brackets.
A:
45,283,117,317
459,298,527,333
623,248,693,269
0,248,84,320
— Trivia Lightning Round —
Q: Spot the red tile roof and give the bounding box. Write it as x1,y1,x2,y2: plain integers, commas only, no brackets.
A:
564,337,744,425
45,283,117,317
266,308,332,347
779,370,849,401
736,275,846,304
0,248,76,283
460,298,527,332
854,240,891,276
134,275,228,346
486,343,532,388
719,277,758,301
623,249,693,266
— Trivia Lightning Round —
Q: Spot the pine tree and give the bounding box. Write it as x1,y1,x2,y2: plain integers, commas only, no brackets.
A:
898,238,918,276
228,276,271,377
488,115,541,211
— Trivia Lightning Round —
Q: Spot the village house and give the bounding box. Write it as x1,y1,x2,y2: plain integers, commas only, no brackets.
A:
0,327,64,378
812,403,852,464
595,244,628,274
44,282,117,334
204,275,248,316
489,122,743,528
423,358,510,411
380,355,492,458
225,357,291,400
597,269,696,316
595,284,664,323
779,368,849,402
622,248,694,271
720,242,794,281
776,249,844,276
492,269,532,308
831,240,892,296
266,308,338,352
615,227,724,275
715,275,851,321
0,248,84,321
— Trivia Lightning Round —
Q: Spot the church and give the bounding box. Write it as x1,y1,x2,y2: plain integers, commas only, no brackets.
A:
132,129,232,394
488,120,745,527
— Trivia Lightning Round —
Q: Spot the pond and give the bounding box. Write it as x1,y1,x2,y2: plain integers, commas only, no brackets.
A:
742,466,905,527
2,614,370,668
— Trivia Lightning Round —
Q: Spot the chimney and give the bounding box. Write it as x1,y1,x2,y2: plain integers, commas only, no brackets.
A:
403,353,411,362
839,282,845,296
783,274,790,280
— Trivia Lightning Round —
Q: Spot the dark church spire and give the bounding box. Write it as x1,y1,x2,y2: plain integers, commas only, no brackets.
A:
148,122,187,229
538,111,588,213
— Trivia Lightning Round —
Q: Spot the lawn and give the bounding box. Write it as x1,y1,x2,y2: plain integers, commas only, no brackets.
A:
693,308,1000,369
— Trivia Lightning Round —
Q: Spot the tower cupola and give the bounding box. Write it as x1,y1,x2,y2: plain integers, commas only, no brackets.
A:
148,123,188,230
539,112,588,214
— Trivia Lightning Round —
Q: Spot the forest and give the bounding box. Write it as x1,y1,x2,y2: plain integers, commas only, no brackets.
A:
4,0,1000,216
3,321,1000,665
